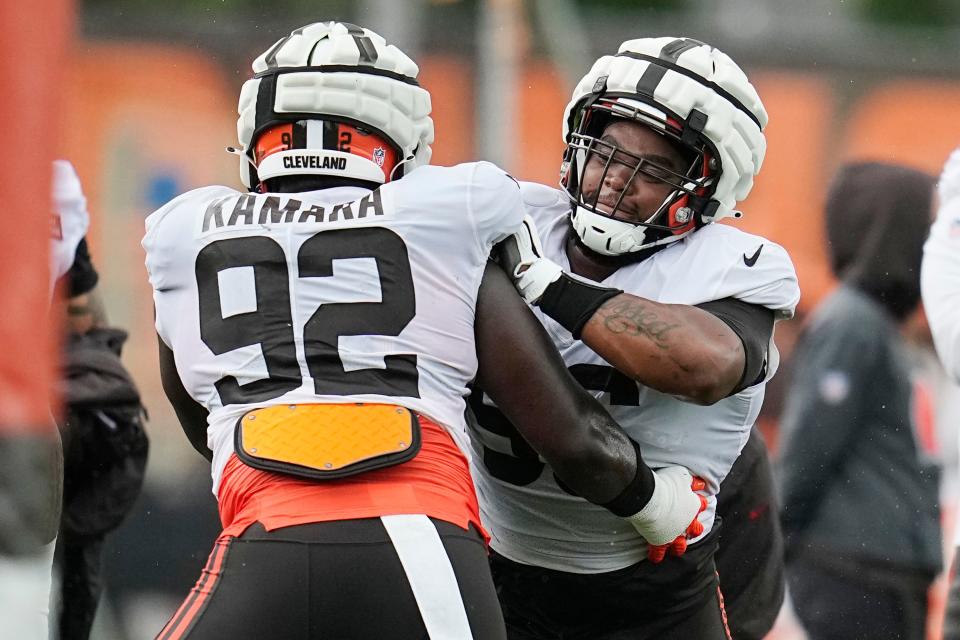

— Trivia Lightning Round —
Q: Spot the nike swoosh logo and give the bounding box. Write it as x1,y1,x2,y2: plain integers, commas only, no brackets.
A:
743,244,764,267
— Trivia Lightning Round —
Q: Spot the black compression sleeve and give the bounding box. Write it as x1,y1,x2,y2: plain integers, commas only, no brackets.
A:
600,439,656,517
158,335,213,461
538,273,622,339
696,297,775,394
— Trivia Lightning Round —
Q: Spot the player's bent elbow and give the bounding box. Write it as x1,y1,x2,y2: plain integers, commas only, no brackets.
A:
542,414,635,503
679,348,743,406
684,384,728,406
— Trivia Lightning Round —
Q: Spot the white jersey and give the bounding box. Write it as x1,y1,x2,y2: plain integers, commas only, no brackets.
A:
143,162,523,494
920,150,960,545
470,182,800,573
922,178,960,384
50,160,90,294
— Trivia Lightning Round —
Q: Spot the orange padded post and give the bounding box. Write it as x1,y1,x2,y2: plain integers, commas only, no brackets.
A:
0,0,74,432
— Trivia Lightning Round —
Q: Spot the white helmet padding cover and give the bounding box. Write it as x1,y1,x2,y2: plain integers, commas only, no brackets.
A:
236,22,434,190
561,37,767,255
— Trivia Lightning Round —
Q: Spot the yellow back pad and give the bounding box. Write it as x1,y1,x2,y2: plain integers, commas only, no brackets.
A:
238,403,415,471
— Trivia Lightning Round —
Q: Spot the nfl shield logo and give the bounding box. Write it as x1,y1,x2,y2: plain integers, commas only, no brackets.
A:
373,147,386,167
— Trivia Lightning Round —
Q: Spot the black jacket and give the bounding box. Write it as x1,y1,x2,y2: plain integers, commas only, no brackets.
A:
777,286,941,575
60,328,148,537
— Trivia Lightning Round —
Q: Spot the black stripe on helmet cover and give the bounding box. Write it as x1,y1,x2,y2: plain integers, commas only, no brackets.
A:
621,48,763,129
262,36,292,70
342,22,378,64
354,37,378,64
306,36,327,65
635,39,703,99
323,120,339,150
253,65,418,86
292,121,308,149
254,74,277,132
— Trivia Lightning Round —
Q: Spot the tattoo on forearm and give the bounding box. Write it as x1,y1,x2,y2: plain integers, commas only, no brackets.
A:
600,299,679,348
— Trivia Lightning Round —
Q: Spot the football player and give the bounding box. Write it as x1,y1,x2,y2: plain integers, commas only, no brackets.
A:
921,149,960,639
779,162,939,640
922,147,960,385
143,23,707,640
471,37,800,639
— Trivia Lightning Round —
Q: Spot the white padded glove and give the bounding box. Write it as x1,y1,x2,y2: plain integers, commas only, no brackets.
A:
623,466,706,560
496,215,563,304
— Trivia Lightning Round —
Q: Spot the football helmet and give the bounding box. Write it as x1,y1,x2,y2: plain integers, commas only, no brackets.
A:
235,22,434,191
560,37,767,255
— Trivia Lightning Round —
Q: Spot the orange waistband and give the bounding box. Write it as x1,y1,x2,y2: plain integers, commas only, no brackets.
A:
217,414,486,542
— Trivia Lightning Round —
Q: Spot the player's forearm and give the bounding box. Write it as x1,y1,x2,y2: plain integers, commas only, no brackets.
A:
526,265,746,403
476,263,648,506
535,395,651,506
579,293,744,405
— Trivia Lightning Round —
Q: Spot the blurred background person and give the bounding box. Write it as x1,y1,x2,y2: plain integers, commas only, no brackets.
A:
777,162,941,640
922,148,960,639
0,157,86,638
52,160,149,640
